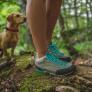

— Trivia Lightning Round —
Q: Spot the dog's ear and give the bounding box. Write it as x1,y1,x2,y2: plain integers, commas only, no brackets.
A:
7,14,14,22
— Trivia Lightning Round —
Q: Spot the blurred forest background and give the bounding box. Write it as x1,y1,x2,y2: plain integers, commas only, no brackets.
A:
0,0,92,57
0,0,92,92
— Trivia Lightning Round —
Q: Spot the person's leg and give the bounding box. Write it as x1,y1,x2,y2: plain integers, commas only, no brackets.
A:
26,0,76,75
26,0,48,58
46,0,71,62
46,0,63,44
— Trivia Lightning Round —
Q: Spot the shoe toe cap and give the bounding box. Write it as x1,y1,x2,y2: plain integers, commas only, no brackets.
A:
56,65,76,75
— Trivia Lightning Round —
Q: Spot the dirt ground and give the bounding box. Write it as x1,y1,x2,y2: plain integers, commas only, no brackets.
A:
0,54,92,92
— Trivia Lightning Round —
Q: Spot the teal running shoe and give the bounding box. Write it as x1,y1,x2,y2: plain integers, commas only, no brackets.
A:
48,43,71,62
35,52,76,75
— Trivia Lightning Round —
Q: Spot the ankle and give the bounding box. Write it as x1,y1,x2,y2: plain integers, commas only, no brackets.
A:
37,50,47,58
38,54,45,58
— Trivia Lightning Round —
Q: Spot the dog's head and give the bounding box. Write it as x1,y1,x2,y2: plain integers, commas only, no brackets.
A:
7,13,26,25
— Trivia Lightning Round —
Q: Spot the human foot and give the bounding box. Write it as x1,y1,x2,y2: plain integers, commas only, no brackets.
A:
35,52,76,75
48,43,71,62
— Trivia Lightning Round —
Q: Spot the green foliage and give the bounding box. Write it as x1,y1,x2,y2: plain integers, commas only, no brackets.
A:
0,1,92,92
0,0,92,55
0,2,20,30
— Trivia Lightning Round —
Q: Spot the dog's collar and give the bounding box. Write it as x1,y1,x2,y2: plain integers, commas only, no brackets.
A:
6,27,19,32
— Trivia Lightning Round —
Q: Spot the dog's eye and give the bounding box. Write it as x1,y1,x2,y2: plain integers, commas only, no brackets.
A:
16,15,20,17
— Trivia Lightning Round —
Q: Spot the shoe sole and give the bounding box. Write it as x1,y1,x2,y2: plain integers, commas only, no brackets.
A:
35,65,76,77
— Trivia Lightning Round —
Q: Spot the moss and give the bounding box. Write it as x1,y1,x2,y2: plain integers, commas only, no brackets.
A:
16,54,32,70
19,74,55,92
0,54,92,92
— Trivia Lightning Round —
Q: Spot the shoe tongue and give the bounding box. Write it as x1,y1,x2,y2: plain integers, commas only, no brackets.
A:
49,43,57,49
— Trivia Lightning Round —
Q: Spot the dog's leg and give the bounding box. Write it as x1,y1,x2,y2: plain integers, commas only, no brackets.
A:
0,49,3,57
3,47,10,60
11,47,15,58
11,47,16,61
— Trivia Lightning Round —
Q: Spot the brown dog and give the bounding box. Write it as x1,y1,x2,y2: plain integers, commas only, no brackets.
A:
0,13,26,59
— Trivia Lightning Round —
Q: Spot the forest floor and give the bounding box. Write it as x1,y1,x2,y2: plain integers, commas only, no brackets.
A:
0,53,92,92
